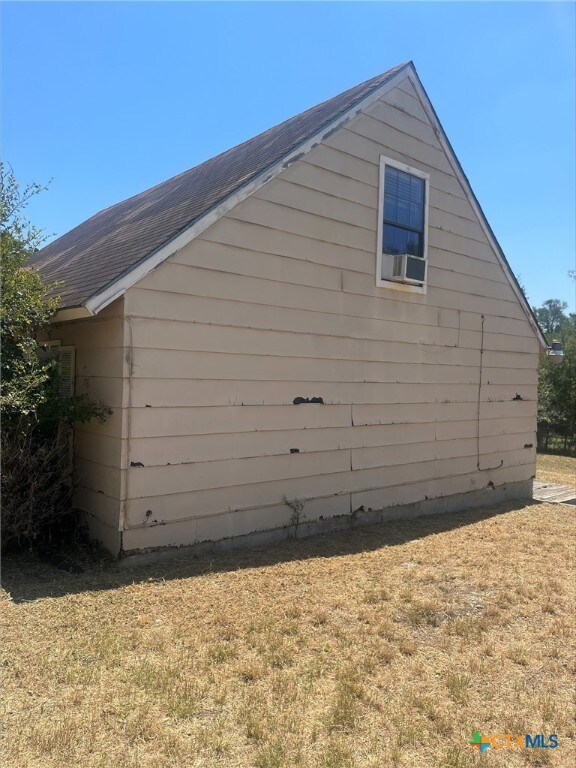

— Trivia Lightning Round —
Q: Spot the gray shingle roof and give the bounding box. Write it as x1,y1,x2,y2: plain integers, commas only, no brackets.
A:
31,63,410,309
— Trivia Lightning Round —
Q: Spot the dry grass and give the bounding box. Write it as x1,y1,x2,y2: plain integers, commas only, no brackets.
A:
536,453,576,487
1,459,574,767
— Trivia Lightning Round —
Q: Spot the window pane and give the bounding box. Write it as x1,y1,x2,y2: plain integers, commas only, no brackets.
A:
410,174,424,203
384,194,397,222
383,223,422,257
409,201,423,229
396,198,410,226
384,166,425,231
384,166,398,197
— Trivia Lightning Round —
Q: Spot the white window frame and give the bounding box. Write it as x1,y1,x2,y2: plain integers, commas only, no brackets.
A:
376,154,430,293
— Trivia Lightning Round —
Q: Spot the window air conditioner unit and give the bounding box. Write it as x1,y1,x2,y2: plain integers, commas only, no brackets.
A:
387,253,426,285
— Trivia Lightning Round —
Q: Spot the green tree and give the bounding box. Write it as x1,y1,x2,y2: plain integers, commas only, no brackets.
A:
533,299,570,337
1,163,110,548
1,165,59,425
535,297,576,455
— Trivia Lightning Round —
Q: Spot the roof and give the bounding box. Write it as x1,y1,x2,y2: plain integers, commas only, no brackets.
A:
31,62,410,310
31,62,547,349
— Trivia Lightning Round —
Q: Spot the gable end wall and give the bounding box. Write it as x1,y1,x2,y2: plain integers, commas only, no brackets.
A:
118,80,538,553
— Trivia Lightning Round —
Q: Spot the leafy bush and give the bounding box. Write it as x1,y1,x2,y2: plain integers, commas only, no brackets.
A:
1,163,111,549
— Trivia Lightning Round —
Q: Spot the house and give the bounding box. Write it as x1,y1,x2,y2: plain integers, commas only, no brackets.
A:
32,62,547,557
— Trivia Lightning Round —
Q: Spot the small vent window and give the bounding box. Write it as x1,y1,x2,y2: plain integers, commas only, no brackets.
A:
57,346,76,398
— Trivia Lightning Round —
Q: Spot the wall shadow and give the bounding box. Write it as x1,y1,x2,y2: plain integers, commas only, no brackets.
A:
2,498,541,604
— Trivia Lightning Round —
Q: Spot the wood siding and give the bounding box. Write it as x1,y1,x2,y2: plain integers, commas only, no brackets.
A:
120,80,537,552
54,299,126,552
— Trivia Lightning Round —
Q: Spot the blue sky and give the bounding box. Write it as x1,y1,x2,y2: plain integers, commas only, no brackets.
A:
3,1,575,309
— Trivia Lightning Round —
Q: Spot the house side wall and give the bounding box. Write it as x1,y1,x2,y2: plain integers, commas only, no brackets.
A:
121,80,538,552
50,299,126,553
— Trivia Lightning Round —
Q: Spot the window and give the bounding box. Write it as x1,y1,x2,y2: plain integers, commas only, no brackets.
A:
37,340,76,397
377,156,429,290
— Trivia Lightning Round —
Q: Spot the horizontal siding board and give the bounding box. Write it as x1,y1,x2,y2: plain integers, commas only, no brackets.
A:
131,404,352,438
428,207,494,246
436,416,535,441
76,408,124,439
427,267,518,302
75,375,126,409
124,450,533,524
199,215,375,273
171,238,344,290
279,161,377,208
345,269,519,309
129,400,536,439
460,331,539,354
49,318,125,349
341,271,525,320
354,402,472,426
426,286,527,319
364,99,442,151
482,350,539,371
378,85,431,124
428,187,478,224
129,320,484,366
459,312,534,338
429,249,508,284
352,433,536,470
128,449,351,497
352,462,534,512
346,112,454,175
479,400,536,419
303,143,379,186
127,291,460,345
74,487,122,528
481,367,538,385
129,379,484,408
76,347,126,379
227,196,376,252
255,177,377,228
75,432,124,468
123,495,352,551
428,227,500,264
127,427,536,468
129,350,491,384
76,458,123,499
128,423,436,466
127,275,452,328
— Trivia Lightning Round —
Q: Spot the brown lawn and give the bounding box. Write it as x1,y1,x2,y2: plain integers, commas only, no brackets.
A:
1,455,575,768
536,453,576,488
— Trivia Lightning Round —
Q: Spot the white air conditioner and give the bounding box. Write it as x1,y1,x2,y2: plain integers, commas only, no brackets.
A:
384,253,427,285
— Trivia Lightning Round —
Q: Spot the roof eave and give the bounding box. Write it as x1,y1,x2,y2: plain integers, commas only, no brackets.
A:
53,305,94,322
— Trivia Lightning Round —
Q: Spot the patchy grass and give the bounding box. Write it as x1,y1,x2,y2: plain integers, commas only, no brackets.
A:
536,453,576,487
1,475,574,767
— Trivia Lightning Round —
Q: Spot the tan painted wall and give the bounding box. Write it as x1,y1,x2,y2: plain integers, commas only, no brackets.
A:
117,79,538,553
49,299,126,552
